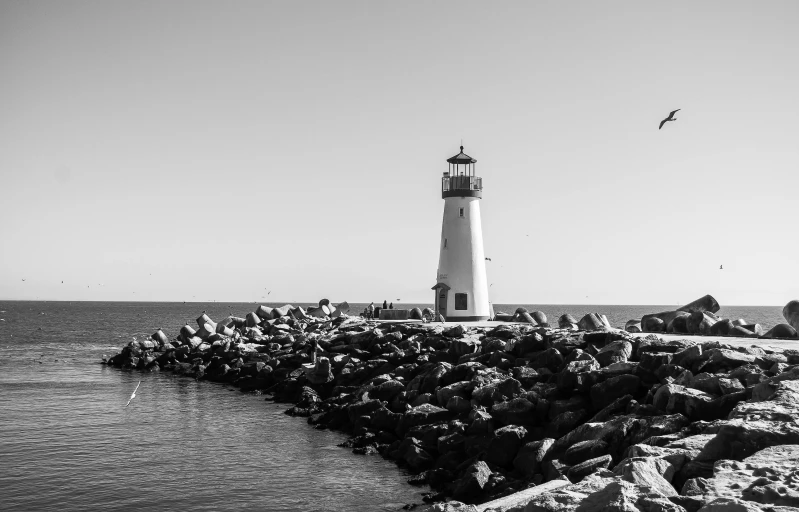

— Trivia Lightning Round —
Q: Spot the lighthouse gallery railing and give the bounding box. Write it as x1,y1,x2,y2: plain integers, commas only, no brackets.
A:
442,176,482,193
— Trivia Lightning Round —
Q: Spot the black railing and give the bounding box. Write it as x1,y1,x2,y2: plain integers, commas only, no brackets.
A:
442,176,482,193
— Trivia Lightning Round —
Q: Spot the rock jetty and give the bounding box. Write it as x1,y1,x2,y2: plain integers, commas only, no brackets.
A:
105,299,799,512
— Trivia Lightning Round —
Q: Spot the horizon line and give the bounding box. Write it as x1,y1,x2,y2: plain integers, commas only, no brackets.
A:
0,298,788,308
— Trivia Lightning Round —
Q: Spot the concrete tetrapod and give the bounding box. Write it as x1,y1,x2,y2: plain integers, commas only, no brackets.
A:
677,294,720,314
784,300,799,332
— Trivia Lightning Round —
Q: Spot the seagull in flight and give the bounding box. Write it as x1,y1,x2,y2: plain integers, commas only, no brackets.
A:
485,257,492,261
125,381,141,407
659,109,680,130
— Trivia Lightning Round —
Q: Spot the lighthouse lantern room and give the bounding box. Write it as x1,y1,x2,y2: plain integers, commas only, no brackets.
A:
432,146,491,321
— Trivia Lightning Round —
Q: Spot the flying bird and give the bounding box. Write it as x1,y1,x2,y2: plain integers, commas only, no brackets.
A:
485,257,492,261
21,279,25,282
659,109,680,130
125,381,141,407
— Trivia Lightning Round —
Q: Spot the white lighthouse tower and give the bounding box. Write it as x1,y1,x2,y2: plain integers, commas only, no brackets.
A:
432,146,491,321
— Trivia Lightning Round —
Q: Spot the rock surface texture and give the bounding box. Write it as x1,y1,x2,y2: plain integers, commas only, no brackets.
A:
105,300,799,511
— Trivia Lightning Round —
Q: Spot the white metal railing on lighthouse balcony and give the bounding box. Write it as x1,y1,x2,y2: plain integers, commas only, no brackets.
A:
442,175,483,193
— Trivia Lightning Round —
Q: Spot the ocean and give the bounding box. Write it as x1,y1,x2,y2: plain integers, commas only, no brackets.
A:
0,301,788,511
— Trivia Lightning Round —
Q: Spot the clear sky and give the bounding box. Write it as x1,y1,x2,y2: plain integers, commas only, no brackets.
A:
2,1,798,306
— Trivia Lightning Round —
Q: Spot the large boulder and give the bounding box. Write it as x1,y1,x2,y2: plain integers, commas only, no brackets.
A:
306,357,334,384
407,362,452,394
594,340,633,367
513,438,555,477
566,454,612,483
484,425,527,467
613,457,678,497
695,420,799,462
451,461,492,502
397,404,452,437
562,439,609,465
491,397,536,426
590,374,640,411
698,349,757,374
653,384,723,420
684,445,799,508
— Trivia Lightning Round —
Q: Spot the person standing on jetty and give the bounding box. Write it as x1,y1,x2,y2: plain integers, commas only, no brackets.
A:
383,300,388,310
389,302,393,309
367,302,375,320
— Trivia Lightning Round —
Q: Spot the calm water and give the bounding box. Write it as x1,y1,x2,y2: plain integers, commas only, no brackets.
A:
0,301,786,511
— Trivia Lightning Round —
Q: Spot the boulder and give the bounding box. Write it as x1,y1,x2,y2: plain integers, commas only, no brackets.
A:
652,384,714,419
305,357,334,384
698,349,756,373
407,362,452,394
566,454,612,483
491,397,536,426
436,381,474,406
484,425,527,467
685,445,799,508
563,439,609,465
594,340,633,367
451,461,492,501
446,396,472,414
398,404,452,437
513,438,555,477
590,374,640,411
613,457,678,496
695,419,799,462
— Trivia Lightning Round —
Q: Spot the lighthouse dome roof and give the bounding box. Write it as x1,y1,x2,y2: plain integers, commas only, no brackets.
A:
447,146,476,164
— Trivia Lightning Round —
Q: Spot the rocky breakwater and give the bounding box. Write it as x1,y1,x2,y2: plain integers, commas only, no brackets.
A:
105,301,799,512
628,295,799,340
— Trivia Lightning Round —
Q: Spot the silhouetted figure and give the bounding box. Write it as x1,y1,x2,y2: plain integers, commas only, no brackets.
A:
659,109,680,129
389,302,393,309
720,265,723,269
367,302,375,320
383,300,387,310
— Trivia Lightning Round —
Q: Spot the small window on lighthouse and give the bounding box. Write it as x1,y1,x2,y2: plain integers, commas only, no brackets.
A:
443,238,447,249
455,293,468,310
459,207,464,218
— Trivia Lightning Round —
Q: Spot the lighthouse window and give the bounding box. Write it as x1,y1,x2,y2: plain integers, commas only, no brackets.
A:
459,208,464,218
455,293,468,310
444,238,447,249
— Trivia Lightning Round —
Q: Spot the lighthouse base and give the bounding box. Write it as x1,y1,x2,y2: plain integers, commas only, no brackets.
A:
442,315,490,322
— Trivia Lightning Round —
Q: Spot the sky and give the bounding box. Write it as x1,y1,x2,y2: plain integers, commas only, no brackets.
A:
1,1,798,306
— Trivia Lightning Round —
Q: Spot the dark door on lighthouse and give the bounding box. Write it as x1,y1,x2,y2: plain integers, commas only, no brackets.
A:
432,282,450,321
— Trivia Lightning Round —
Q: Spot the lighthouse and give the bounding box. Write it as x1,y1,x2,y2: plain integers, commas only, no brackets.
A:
432,146,491,321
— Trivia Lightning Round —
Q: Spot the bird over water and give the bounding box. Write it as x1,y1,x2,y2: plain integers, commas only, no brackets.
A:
659,109,680,129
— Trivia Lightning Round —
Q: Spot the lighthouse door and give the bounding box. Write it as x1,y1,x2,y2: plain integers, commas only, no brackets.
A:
438,289,447,320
